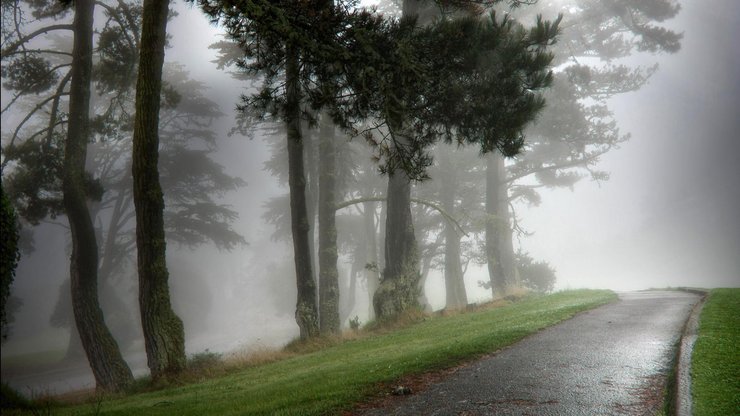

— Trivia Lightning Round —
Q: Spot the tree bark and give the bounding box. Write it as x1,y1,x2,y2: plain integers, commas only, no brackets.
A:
318,116,339,334
62,0,133,391
374,167,419,319
440,153,467,310
486,152,517,297
286,43,319,339
132,0,186,379
372,0,439,320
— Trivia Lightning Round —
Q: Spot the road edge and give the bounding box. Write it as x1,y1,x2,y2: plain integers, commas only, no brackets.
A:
675,288,708,416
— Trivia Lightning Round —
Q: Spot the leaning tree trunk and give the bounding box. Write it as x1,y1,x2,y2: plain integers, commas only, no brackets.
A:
62,0,133,391
318,116,339,334
285,43,319,339
132,0,186,379
440,154,467,309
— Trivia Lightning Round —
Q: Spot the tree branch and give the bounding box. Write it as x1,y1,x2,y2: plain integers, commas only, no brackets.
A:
1,24,74,56
336,196,468,237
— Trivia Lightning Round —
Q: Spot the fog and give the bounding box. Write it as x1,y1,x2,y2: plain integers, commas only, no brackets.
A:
1,0,738,394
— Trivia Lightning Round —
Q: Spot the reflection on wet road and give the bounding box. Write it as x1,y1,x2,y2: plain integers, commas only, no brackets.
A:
362,291,700,416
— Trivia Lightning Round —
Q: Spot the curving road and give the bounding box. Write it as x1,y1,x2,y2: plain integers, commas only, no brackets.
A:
360,291,701,416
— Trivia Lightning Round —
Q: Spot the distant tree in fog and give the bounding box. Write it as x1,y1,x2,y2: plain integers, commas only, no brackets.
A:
516,251,556,293
482,0,683,293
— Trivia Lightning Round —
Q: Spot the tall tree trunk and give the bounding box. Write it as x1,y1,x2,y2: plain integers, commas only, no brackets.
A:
286,43,319,339
374,168,419,319
318,116,339,334
486,152,512,297
440,153,467,309
372,0,437,320
62,0,133,391
132,0,186,379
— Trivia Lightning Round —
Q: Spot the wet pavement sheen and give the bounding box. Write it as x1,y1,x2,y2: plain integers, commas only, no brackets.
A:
360,291,700,416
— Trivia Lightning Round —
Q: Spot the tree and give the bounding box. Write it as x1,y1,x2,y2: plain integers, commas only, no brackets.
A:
196,0,388,338
0,182,21,341
365,7,560,318
44,66,244,359
132,0,186,378
517,251,555,293
62,0,134,391
318,116,340,333
482,0,683,293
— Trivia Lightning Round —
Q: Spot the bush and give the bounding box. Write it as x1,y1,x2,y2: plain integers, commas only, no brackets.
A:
517,251,556,293
187,349,223,372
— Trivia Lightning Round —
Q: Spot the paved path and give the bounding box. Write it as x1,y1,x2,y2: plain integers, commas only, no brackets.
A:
361,291,701,416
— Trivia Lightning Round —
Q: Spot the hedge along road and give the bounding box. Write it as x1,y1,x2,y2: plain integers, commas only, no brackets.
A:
360,290,701,416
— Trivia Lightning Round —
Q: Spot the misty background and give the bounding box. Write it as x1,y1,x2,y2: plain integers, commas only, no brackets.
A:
2,0,738,393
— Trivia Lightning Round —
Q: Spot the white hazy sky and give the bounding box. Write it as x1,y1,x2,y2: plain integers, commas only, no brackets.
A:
518,1,740,290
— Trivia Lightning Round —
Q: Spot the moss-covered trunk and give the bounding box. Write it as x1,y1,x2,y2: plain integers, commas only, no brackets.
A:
318,116,339,334
62,0,133,391
374,167,419,319
286,43,319,339
132,0,186,379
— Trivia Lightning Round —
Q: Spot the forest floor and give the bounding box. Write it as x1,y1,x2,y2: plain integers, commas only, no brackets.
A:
2,289,616,415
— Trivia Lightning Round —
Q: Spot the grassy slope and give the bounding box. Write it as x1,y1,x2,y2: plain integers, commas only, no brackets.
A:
45,290,614,416
691,288,740,416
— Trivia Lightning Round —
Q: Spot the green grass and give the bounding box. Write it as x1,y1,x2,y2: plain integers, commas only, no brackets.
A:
14,290,615,416
691,288,740,416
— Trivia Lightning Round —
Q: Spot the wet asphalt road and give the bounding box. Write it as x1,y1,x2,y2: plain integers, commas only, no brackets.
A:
360,291,701,416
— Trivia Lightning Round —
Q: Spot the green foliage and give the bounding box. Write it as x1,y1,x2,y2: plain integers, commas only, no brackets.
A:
1,54,60,94
691,288,740,416
48,290,616,415
0,183,21,341
200,1,560,180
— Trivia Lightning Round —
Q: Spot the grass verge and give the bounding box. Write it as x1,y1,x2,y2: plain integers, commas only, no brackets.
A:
11,289,615,416
691,288,740,416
